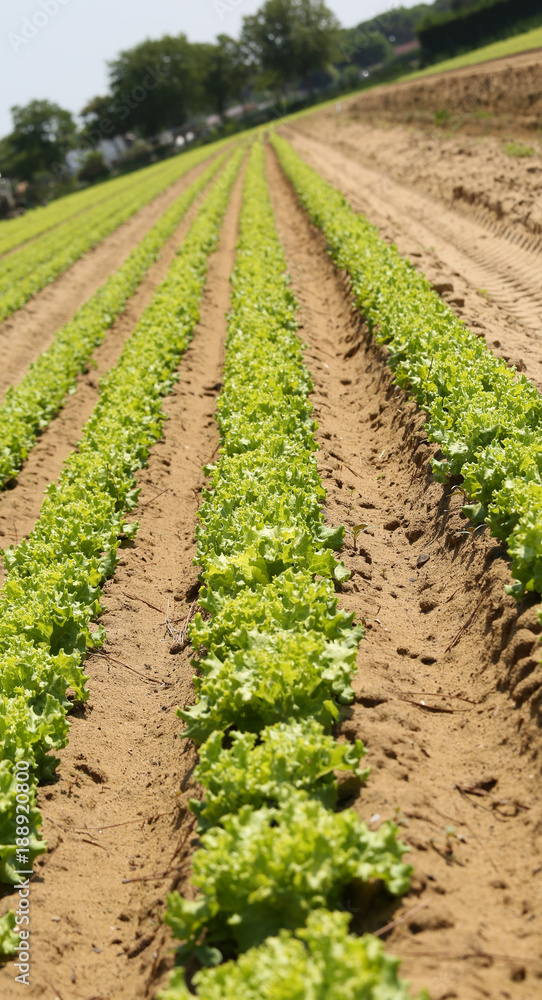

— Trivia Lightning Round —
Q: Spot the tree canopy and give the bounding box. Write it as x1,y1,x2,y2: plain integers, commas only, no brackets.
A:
202,35,251,117
106,34,203,136
0,0,463,188
242,0,340,89
0,100,77,181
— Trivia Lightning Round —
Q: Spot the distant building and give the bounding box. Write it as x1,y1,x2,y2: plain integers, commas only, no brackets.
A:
394,40,420,57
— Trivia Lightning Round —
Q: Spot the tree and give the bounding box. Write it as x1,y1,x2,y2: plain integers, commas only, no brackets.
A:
80,94,116,127
107,35,205,137
77,150,110,184
201,35,251,118
341,29,393,68
0,100,77,181
241,0,340,91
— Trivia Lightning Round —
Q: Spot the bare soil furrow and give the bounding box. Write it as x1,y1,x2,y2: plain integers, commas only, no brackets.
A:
0,160,243,1000
284,125,542,390
0,154,216,402
267,143,542,1000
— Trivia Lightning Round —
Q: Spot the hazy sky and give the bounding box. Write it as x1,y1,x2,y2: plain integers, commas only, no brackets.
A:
0,0,422,137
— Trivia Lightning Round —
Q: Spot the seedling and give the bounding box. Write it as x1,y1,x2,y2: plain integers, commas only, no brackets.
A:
456,523,486,538
434,109,450,127
505,142,534,158
430,824,467,864
345,523,370,550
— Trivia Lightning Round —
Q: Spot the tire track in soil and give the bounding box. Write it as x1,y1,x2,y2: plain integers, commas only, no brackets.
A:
283,125,542,392
0,153,219,403
0,160,244,1000
266,145,542,1000
0,170,220,570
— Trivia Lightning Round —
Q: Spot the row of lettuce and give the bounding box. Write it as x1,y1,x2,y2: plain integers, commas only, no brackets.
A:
0,152,214,259
0,147,228,489
158,142,426,1000
0,142,244,938
272,134,542,606
0,139,229,323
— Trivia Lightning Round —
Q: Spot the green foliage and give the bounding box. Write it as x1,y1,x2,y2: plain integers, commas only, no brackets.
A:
202,35,251,118
159,908,428,1000
0,144,228,488
0,146,244,884
271,134,542,602
76,150,110,184
164,143,412,1000
178,141,361,743
417,0,542,63
504,141,535,158
190,719,369,828
0,762,45,884
165,790,411,957
0,910,18,957
0,143,225,323
107,35,205,136
0,100,77,182
192,567,356,653
339,29,394,69
242,0,340,88
0,154,191,257
178,624,360,742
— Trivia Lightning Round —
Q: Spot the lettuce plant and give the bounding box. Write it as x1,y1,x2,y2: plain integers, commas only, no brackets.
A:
190,719,369,828
163,142,413,998
159,908,428,1000
271,133,542,608
0,148,229,488
165,791,411,957
0,146,244,883
178,626,360,742
0,142,230,323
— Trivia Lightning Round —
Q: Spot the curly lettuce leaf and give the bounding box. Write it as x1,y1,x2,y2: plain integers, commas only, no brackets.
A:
165,790,411,957
159,908,428,1000
190,719,369,828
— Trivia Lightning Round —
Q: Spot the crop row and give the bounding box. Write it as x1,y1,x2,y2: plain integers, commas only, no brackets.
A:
0,141,227,322
0,150,229,490
159,142,425,1000
0,151,215,259
272,135,542,610
0,144,244,892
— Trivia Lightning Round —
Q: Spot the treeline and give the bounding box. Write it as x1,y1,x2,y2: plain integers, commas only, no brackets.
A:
0,0,342,197
418,0,542,61
3,0,528,207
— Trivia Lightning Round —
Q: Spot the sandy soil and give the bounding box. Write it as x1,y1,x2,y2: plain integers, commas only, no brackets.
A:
267,144,542,1000
301,115,542,241
0,163,244,1000
345,49,542,135
283,120,542,391
0,155,216,403
1,65,542,998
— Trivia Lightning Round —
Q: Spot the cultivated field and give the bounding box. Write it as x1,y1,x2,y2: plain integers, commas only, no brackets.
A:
1,48,542,1000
